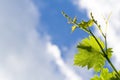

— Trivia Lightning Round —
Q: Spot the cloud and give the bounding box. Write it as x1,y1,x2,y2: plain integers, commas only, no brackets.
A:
0,0,82,80
47,43,82,80
73,0,120,69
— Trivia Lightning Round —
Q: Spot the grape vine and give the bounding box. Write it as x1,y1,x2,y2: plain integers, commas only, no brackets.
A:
62,11,120,80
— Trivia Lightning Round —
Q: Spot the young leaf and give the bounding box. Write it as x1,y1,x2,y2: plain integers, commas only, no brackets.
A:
90,75,100,80
110,71,120,80
78,19,93,29
91,68,120,80
71,25,77,32
74,36,105,72
91,68,112,80
106,48,113,59
88,19,94,27
76,19,93,33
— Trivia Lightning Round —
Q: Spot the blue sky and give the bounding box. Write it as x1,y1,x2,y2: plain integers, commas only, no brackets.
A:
35,0,88,47
0,0,120,80
34,0,89,60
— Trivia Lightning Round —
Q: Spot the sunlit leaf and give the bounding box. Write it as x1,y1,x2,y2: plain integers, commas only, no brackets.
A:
71,25,77,32
74,36,105,72
78,19,93,29
106,48,113,59
91,68,112,80
91,68,120,80
88,19,94,27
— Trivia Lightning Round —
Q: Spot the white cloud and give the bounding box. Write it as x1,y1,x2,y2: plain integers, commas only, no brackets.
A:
47,43,82,80
73,0,120,69
0,0,82,80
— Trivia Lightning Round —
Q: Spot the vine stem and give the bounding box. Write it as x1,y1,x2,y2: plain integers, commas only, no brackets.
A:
106,56,120,78
89,29,106,56
89,29,120,79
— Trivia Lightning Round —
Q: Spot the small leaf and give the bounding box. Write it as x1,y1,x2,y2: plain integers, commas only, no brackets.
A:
88,19,94,27
91,68,113,80
91,75,100,80
78,20,88,28
110,71,120,80
91,68,120,80
71,25,77,32
106,48,113,59
78,19,93,29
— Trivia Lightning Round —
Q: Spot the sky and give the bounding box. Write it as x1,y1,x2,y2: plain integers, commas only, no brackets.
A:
0,0,120,80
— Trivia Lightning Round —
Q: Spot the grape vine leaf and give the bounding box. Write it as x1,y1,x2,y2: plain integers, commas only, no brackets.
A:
91,68,112,80
106,48,113,59
110,71,120,80
71,25,77,32
78,19,93,29
90,75,100,80
77,19,93,33
91,68,120,80
74,36,108,72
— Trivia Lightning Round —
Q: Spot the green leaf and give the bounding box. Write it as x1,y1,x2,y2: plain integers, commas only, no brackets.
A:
77,19,93,33
88,19,94,26
91,68,120,80
74,36,105,72
106,48,113,59
100,68,112,80
91,75,100,80
78,19,93,29
71,25,77,32
110,71,120,80
91,68,112,80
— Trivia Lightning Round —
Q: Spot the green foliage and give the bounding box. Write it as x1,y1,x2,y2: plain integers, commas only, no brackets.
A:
62,11,120,80
71,25,77,32
91,68,112,80
91,68,120,80
110,71,120,80
81,19,93,28
106,48,113,59
78,19,93,32
74,36,106,72
62,11,94,33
